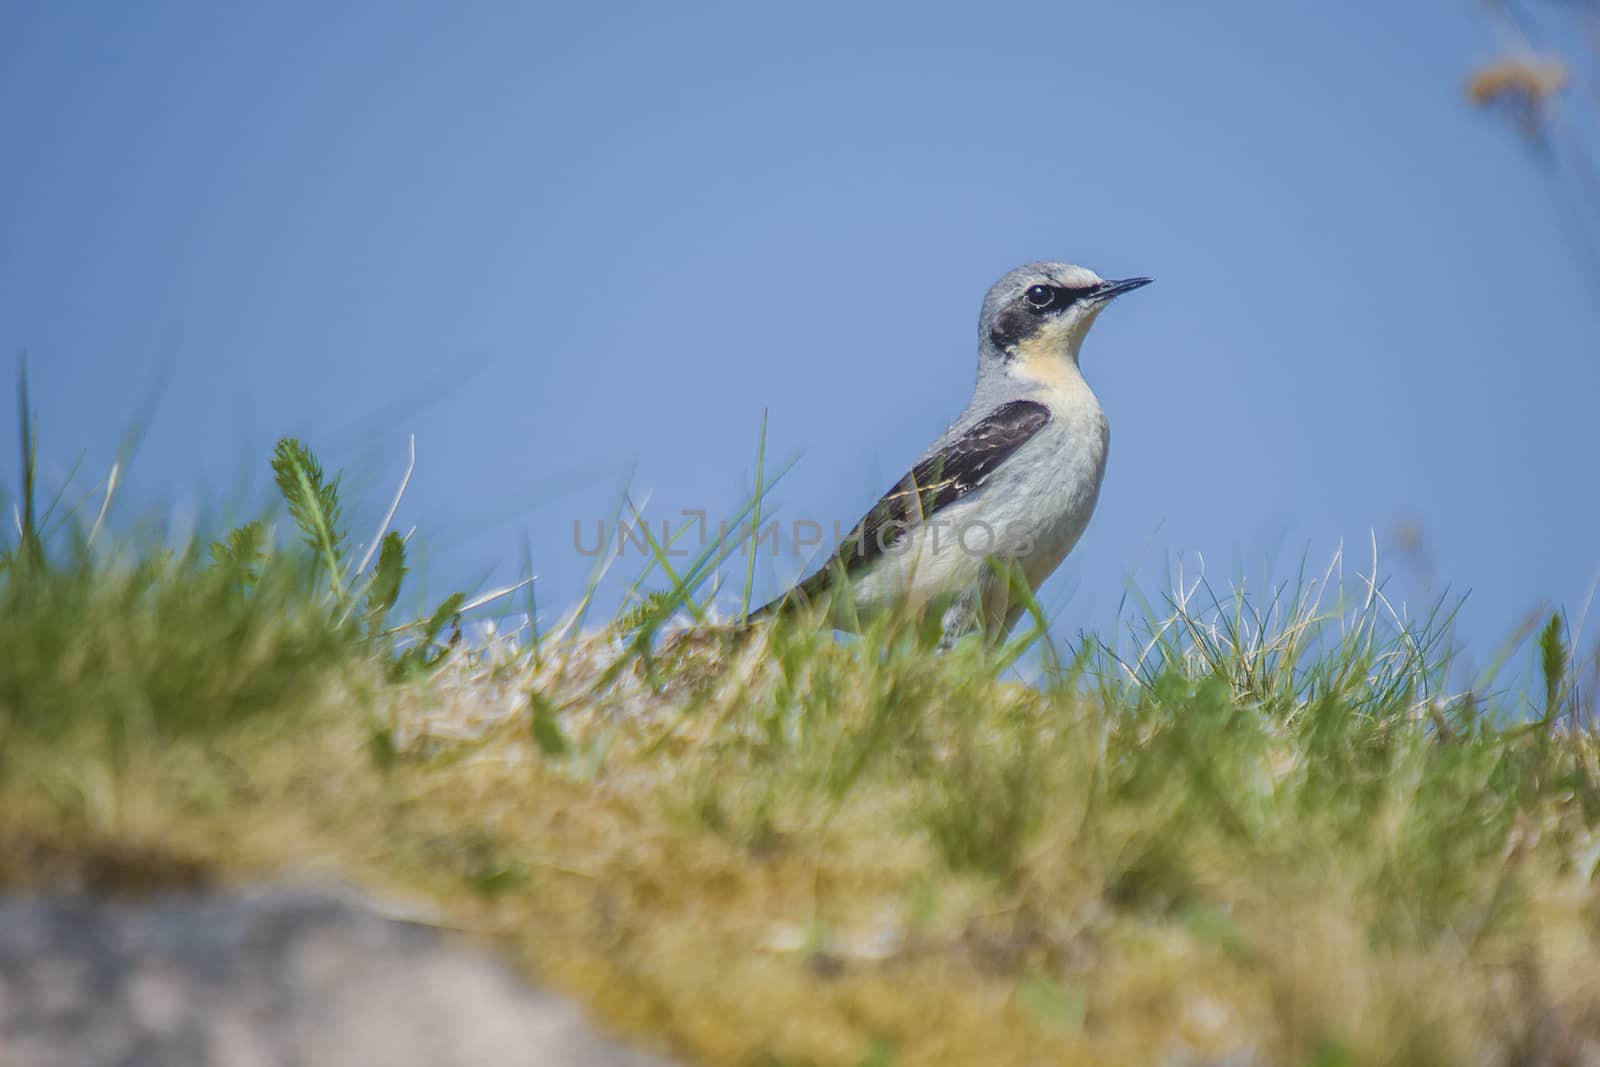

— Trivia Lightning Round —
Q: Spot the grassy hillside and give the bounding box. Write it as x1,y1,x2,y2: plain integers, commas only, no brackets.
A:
4,408,1599,1066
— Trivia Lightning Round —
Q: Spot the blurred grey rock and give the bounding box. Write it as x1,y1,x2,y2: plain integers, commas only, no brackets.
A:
0,889,670,1067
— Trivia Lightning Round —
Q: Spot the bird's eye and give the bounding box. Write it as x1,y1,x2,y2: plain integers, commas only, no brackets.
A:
1024,284,1056,310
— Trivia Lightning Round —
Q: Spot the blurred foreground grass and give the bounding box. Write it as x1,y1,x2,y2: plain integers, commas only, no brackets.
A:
4,398,1599,1066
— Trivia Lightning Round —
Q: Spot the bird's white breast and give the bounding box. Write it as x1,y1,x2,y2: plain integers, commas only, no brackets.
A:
1010,383,1109,591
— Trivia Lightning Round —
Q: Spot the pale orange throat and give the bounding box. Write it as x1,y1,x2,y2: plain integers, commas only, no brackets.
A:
1009,339,1078,391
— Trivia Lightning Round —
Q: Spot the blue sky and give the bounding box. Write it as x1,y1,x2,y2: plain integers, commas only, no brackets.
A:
3,2,1596,665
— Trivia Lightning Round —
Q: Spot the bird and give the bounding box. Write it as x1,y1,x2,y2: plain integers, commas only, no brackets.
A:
749,261,1151,646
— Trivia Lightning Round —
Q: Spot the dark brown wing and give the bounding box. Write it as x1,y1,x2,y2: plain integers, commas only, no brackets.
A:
765,399,1051,613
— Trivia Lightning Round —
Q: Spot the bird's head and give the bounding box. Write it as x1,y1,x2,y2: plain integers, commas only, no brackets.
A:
978,262,1151,381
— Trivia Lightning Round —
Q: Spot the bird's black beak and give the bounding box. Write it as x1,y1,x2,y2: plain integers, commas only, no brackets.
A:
1093,277,1153,301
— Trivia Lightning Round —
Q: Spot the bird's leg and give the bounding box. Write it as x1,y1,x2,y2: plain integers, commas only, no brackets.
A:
937,577,992,650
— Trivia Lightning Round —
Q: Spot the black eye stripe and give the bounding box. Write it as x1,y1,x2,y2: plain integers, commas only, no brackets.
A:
1022,283,1096,313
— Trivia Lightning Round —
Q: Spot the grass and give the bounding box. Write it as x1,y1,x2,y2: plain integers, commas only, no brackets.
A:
4,375,1600,1065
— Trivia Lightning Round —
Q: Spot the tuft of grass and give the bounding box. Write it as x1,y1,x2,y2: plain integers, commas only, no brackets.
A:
0,541,352,780
0,371,476,802
0,456,350,853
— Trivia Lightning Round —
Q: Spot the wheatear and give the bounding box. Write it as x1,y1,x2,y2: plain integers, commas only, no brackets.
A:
751,261,1151,644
